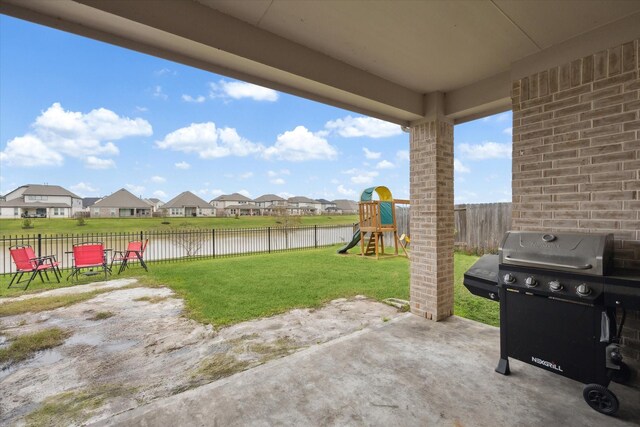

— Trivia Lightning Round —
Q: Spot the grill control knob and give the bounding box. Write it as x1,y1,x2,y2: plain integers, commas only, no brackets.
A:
549,280,563,292
503,273,515,284
576,283,592,297
525,277,538,288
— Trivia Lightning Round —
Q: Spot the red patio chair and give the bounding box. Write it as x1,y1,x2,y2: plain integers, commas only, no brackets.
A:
69,242,110,281
8,245,60,290
110,239,149,274
25,245,61,279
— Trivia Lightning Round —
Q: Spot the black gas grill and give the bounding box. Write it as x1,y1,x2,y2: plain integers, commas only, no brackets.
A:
463,231,640,416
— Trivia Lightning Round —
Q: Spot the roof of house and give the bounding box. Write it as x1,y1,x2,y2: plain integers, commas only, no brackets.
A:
92,189,153,209
10,184,81,199
164,191,211,209
254,194,285,202
225,203,260,209
212,193,253,202
316,198,335,205
288,196,318,204
332,199,358,211
147,198,164,204
0,200,71,208
82,197,101,208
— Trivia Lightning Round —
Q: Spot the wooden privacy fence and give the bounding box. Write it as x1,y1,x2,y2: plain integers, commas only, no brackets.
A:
454,203,511,251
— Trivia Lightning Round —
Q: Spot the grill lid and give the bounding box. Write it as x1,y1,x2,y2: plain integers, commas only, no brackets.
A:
499,231,613,276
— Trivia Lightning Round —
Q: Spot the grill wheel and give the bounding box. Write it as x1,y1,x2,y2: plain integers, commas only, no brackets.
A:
582,384,619,415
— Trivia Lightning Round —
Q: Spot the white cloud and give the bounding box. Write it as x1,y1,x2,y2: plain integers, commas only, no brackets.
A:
337,185,356,197
152,190,167,199
209,80,278,102
270,178,286,185
135,106,148,112
154,68,176,76
503,127,513,136
150,175,166,183
126,184,145,195
495,112,510,122
157,122,263,159
459,141,512,160
376,160,394,169
239,172,254,179
267,169,290,177
363,147,381,159
0,135,64,167
70,182,98,196
263,126,337,161
454,159,471,174
396,150,409,162
152,85,168,100
238,189,252,198
0,103,151,168
182,94,206,103
175,161,191,170
277,191,295,199
85,156,115,169
325,115,402,138
343,168,379,185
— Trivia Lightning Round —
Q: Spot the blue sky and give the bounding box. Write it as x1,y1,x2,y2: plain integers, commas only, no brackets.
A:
0,16,512,204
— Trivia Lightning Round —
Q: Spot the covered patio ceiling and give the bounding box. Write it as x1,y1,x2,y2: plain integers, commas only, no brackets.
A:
1,0,640,125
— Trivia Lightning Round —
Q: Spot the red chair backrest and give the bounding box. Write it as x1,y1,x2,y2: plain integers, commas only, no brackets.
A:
73,243,104,268
10,246,36,271
125,239,148,259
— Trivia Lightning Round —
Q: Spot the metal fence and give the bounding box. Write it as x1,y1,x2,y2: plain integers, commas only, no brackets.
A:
0,224,356,276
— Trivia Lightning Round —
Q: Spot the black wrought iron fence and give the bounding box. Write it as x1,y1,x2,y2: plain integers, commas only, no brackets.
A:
0,224,355,276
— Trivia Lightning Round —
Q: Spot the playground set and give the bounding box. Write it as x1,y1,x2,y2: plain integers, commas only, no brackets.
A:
337,186,409,258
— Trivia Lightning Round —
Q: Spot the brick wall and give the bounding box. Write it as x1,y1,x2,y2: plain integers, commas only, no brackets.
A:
511,39,640,360
409,120,454,321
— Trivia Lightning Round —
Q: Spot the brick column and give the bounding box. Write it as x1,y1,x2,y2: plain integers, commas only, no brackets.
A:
409,118,455,320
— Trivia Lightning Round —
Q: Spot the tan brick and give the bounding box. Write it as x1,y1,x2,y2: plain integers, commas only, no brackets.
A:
513,170,543,180
543,150,577,161
580,124,622,138
553,210,590,219
549,66,559,93
554,193,590,202
520,76,530,102
559,63,571,90
552,175,589,185
579,182,622,192
522,111,554,125
579,85,621,102
624,180,640,190
622,41,637,73
543,219,578,228
623,140,640,151
621,220,640,230
580,104,623,121
623,99,640,112
521,94,554,110
519,177,552,187
591,210,637,220
571,59,582,87
591,171,636,182
592,112,637,128
543,132,580,144
624,80,640,92
623,121,640,131
542,167,579,177
580,143,622,157
608,45,622,76
593,91,637,109
542,184,578,194
553,121,591,135
594,50,608,80
592,190,636,201
539,70,549,96
554,157,590,168
580,163,621,174
579,220,619,229
552,139,590,151
582,54,594,84
543,96,580,112
554,103,592,119
591,151,633,164
593,71,637,90
521,161,552,172
521,210,552,219
622,159,640,170
591,131,637,146
520,194,553,203
529,73,539,99
580,201,623,210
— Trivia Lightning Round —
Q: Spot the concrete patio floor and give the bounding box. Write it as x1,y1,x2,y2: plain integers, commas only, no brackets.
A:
97,314,640,427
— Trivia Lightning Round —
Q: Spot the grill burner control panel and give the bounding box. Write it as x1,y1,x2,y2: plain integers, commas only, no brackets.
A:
499,268,604,302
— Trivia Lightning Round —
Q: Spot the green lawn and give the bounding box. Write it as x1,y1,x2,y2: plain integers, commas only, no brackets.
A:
0,248,498,328
0,215,358,236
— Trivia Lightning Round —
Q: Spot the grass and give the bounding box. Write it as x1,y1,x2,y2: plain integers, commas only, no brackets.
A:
133,295,170,304
0,247,498,329
0,327,70,366
453,252,499,327
88,311,114,321
0,215,358,235
25,385,131,427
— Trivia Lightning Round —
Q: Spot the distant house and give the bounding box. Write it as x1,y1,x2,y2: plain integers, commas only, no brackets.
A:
316,198,337,213
90,189,152,217
224,203,261,216
210,193,254,216
82,197,102,212
329,199,358,214
0,184,83,218
163,191,213,217
254,194,287,216
287,196,322,215
144,198,165,213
